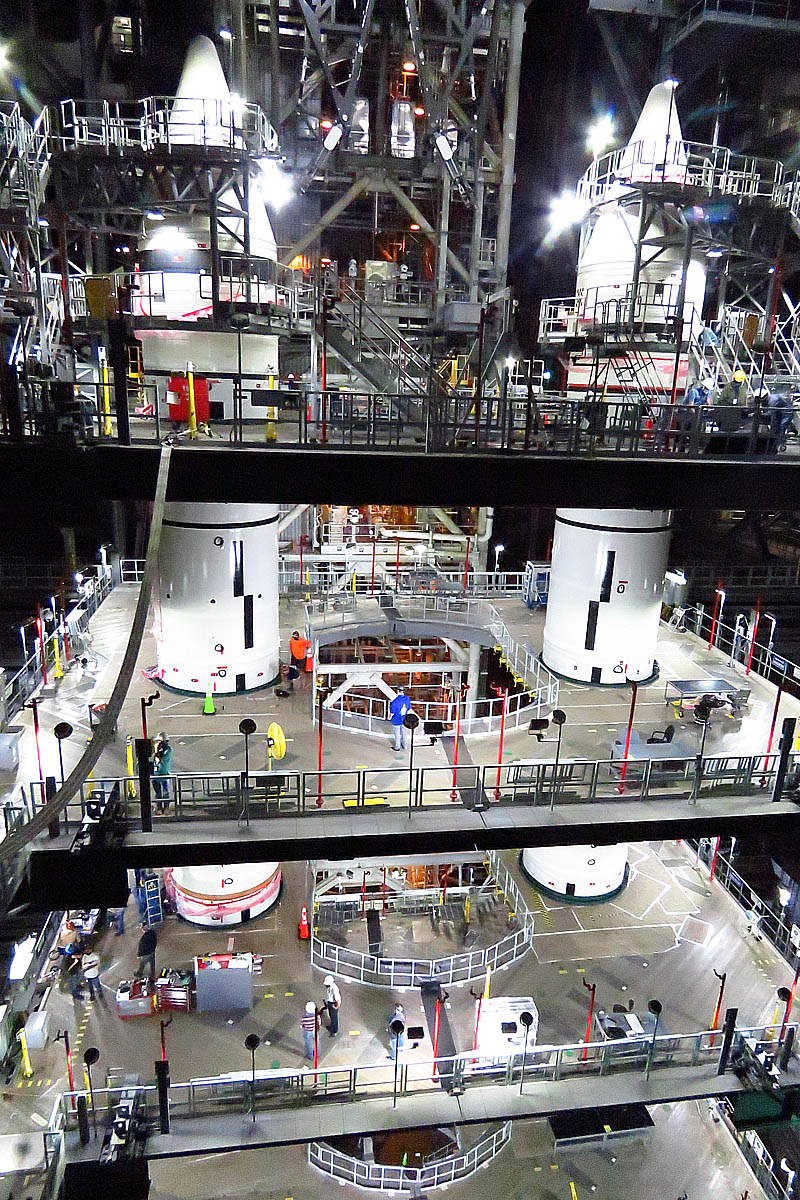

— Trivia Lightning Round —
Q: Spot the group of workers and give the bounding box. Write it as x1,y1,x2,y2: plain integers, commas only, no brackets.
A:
684,370,795,439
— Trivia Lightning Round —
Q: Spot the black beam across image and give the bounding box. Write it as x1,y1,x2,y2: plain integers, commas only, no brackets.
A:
3,442,800,510
28,797,800,892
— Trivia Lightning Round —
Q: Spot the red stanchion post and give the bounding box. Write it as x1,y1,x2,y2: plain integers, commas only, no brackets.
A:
709,969,726,1048
617,676,638,794
709,836,721,882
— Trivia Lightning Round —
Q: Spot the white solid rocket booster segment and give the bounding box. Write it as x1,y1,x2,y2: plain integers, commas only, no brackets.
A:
153,502,280,694
164,863,282,926
521,845,629,902
542,508,672,685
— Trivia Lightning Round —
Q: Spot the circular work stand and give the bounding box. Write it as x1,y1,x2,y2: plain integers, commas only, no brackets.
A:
309,1123,512,1191
164,863,282,926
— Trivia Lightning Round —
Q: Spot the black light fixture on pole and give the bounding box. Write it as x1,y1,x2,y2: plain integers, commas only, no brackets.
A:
83,1046,100,1139
244,1033,261,1122
239,717,257,782
549,709,567,812
404,711,420,820
518,1009,534,1095
646,999,662,1080
390,1017,405,1108
54,721,74,786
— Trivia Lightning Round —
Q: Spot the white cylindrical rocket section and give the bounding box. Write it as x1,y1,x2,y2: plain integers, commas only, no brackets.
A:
543,509,672,684
165,863,282,926
154,502,280,693
521,845,628,902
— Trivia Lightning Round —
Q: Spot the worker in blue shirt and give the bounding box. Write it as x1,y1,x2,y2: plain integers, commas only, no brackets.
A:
389,690,412,751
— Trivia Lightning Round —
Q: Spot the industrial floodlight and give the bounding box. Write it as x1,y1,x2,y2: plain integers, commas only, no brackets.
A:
585,112,615,158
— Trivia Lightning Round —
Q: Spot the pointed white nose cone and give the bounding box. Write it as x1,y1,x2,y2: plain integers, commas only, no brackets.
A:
169,34,236,147
217,183,277,262
620,80,686,185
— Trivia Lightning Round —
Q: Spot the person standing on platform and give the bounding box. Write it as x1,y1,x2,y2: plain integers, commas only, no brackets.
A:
289,631,310,687
152,732,173,813
137,923,157,979
323,975,341,1037
302,1001,320,1060
82,949,102,1000
65,952,84,1001
389,690,411,751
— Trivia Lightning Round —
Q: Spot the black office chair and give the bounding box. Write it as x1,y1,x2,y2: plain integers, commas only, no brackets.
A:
647,724,675,744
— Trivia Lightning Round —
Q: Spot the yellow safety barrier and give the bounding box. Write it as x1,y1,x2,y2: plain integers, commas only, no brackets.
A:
186,361,198,440
17,1030,33,1079
265,374,277,442
464,895,471,924
100,362,113,437
126,736,137,799
53,633,63,680
483,965,491,1000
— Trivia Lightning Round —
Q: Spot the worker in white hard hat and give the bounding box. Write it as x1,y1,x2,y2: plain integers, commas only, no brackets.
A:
323,974,342,1037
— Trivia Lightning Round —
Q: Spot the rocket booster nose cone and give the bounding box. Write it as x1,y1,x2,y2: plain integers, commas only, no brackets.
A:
625,81,684,153
175,35,231,105
170,35,234,148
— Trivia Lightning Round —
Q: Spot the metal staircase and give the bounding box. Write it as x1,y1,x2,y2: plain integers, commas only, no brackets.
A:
324,282,433,394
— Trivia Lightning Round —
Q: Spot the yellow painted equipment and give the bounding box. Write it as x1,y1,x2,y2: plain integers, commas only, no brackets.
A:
267,722,286,769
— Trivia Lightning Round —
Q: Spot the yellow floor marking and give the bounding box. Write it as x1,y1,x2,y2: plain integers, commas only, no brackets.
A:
550,1163,558,1170
348,1030,361,1036
16,1082,22,1089
264,992,274,998
46,1080,51,1085
559,968,567,975
285,991,294,997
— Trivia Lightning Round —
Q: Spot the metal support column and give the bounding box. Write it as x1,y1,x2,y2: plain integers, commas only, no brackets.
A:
269,0,281,126
436,174,451,315
494,0,526,292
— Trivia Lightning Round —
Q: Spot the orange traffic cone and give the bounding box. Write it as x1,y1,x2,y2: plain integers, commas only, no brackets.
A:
298,905,310,940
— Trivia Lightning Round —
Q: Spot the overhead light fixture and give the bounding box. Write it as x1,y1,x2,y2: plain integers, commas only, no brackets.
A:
414,105,425,117
320,256,332,266
37,216,49,227
145,209,165,221
434,132,454,162
402,59,416,73
409,222,420,231
779,886,792,908
664,78,679,89
706,248,724,258
0,45,9,71
218,28,233,41
323,123,343,151
320,118,334,131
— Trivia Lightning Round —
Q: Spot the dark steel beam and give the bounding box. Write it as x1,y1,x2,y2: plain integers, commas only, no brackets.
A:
4,442,800,511
30,798,800,877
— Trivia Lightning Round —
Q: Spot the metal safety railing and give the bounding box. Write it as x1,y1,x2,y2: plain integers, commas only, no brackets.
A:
310,594,560,734
4,564,113,721
26,745,795,835
310,922,530,988
308,1122,512,1192
50,1021,798,1142
577,136,785,209
310,859,534,988
56,96,277,157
